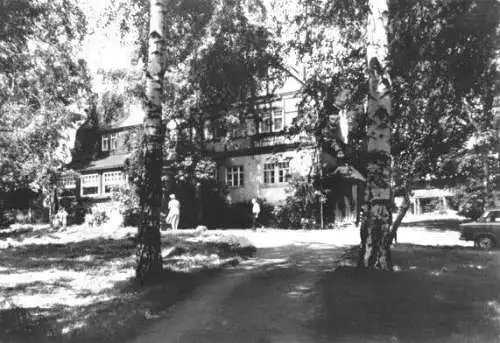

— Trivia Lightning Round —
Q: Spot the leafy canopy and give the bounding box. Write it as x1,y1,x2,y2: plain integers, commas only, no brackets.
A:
0,0,91,194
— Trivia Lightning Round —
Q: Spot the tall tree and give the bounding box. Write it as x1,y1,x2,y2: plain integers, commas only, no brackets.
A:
389,0,500,228
0,0,90,199
136,0,166,283
358,0,393,270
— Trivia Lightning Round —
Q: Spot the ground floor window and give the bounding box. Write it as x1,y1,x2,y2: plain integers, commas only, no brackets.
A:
264,161,290,184
225,166,244,187
81,174,100,196
264,163,275,184
103,171,126,193
60,174,76,189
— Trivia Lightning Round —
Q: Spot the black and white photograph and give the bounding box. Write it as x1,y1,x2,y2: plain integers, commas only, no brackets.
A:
1,0,500,342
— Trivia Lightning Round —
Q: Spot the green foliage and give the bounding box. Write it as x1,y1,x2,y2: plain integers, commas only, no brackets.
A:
273,176,322,229
0,0,91,196
389,0,500,187
109,0,281,218
283,0,500,215
112,184,141,227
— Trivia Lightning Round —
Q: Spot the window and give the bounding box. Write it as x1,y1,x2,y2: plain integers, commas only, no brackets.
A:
225,166,244,187
260,105,284,133
283,97,299,127
81,174,100,196
263,161,290,184
110,133,118,151
264,163,275,184
101,135,109,152
278,161,291,183
60,174,76,189
488,211,500,222
103,171,125,193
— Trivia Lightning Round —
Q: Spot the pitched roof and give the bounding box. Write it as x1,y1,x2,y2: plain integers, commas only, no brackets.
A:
80,153,129,172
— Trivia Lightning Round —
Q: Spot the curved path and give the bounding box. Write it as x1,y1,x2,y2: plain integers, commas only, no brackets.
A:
128,224,470,343
128,242,345,343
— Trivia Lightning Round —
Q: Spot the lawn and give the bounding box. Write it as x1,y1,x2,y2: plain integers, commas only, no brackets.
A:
311,244,500,343
0,223,255,343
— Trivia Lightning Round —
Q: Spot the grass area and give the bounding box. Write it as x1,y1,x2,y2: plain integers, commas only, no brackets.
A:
311,244,500,343
0,224,255,343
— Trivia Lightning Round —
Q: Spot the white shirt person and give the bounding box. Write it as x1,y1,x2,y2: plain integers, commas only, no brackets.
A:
166,194,180,230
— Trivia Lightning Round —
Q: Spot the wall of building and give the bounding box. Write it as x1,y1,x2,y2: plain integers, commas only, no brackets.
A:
218,148,314,204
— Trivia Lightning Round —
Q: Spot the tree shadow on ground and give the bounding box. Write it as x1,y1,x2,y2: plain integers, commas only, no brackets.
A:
0,233,256,273
0,237,137,272
400,219,463,232
309,244,500,343
0,269,219,343
0,233,256,343
0,225,57,240
62,268,224,343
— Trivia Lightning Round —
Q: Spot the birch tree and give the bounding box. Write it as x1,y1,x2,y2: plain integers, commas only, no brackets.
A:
136,0,166,283
358,0,393,270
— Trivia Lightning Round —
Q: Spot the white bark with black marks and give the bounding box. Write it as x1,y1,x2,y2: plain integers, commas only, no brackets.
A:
136,0,166,284
359,0,394,271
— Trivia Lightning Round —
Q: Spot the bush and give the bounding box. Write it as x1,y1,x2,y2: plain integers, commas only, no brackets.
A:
455,188,486,220
0,210,15,228
458,197,485,220
112,184,140,227
273,176,323,229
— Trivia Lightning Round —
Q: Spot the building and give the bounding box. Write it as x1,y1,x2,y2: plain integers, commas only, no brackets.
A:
60,103,145,201
61,75,317,202
394,188,456,216
59,73,361,226
205,76,316,204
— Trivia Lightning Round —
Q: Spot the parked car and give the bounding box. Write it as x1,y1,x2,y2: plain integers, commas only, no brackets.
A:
459,208,500,249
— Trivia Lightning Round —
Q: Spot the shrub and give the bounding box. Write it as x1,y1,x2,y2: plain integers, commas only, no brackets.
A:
0,210,15,228
273,176,322,229
112,184,140,227
453,185,488,220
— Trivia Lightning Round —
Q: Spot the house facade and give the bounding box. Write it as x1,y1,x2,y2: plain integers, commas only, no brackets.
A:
59,104,144,204
205,78,317,204
60,77,319,208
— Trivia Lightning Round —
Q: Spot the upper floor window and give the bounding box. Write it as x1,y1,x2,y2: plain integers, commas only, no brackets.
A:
103,171,125,193
102,136,109,152
110,133,118,151
263,161,291,184
81,174,100,196
261,105,283,134
225,166,244,187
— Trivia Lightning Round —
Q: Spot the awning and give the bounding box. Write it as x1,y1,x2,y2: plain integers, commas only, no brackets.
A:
412,188,455,199
80,154,129,173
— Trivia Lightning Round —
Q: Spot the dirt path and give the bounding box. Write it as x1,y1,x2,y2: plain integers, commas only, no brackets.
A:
128,243,345,343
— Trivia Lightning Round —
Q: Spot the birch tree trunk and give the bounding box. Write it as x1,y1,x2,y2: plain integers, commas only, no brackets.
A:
136,0,166,283
358,0,394,270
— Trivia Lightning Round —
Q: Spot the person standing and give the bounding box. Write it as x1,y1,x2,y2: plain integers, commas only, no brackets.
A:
166,194,180,231
251,198,261,230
